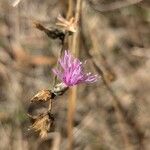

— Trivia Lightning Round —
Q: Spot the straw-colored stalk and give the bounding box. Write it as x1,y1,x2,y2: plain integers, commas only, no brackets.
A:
67,0,82,149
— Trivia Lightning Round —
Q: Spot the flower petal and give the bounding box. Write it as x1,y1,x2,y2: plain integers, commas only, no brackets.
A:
52,50,98,86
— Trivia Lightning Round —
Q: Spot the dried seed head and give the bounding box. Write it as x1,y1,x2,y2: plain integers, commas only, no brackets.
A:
30,89,55,103
31,114,54,138
28,90,54,119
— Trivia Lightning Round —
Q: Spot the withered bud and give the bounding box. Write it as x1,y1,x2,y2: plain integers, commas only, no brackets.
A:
30,89,55,103
31,113,54,138
33,22,65,41
52,83,68,96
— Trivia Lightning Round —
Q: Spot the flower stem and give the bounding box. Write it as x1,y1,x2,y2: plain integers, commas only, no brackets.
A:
67,0,82,149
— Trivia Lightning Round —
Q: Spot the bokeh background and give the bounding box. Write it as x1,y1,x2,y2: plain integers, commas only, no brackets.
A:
0,0,150,150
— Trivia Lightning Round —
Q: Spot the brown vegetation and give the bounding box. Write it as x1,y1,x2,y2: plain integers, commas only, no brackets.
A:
0,0,149,149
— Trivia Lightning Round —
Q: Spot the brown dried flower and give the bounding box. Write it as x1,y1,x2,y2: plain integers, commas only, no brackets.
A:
30,89,55,103
31,114,54,138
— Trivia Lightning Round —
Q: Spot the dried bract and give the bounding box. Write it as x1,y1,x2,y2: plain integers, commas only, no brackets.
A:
52,83,69,96
56,15,77,33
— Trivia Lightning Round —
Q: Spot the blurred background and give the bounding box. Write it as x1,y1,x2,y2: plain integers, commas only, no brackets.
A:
0,0,150,149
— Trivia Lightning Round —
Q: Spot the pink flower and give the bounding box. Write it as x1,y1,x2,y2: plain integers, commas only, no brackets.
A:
52,51,98,87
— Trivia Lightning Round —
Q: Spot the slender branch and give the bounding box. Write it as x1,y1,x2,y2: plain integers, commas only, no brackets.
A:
67,0,74,19
88,0,143,12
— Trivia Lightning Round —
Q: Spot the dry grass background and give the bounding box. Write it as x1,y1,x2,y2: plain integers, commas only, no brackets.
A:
0,0,150,150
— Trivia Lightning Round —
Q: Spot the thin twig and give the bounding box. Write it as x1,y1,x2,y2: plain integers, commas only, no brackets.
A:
67,0,74,19
88,0,143,12
81,26,145,149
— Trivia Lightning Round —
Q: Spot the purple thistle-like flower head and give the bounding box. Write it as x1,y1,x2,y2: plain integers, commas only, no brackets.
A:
53,51,98,87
